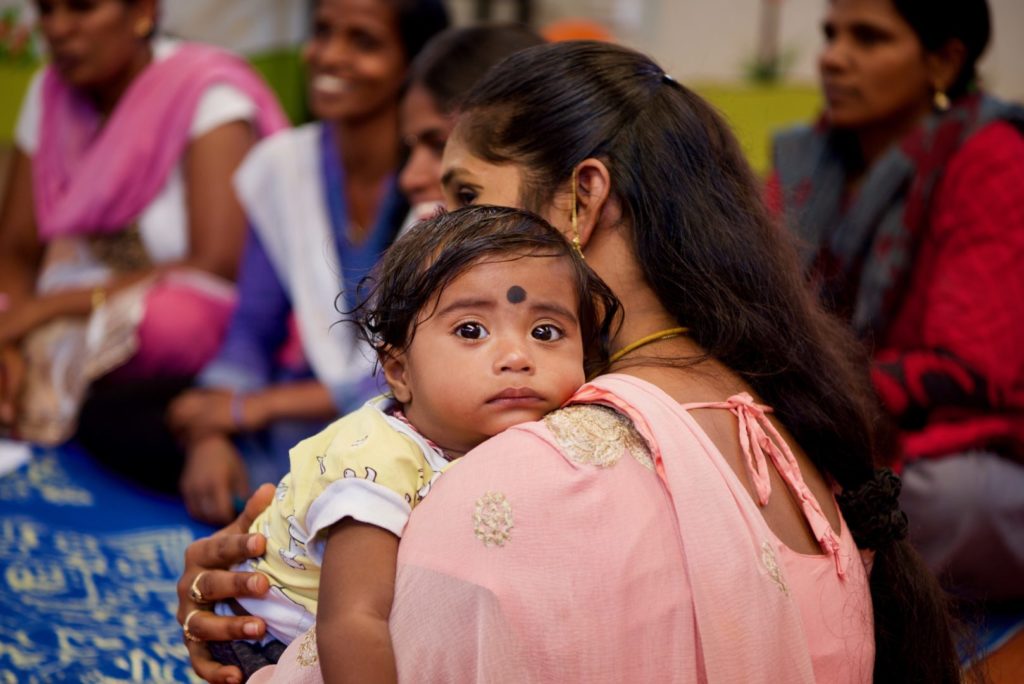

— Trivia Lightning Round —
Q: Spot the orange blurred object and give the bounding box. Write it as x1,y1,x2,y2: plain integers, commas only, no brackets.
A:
541,18,614,43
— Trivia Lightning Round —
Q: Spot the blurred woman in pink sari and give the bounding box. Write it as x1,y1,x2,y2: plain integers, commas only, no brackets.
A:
0,0,286,486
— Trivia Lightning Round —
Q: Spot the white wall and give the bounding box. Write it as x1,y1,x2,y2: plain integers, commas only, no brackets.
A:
15,0,1016,98
528,0,1024,100
161,0,309,54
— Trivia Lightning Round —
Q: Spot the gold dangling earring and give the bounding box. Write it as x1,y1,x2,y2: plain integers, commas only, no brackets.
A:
570,166,584,259
933,89,951,112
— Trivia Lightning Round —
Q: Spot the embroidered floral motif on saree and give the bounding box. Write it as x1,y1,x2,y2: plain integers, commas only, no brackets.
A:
473,492,513,547
544,404,652,469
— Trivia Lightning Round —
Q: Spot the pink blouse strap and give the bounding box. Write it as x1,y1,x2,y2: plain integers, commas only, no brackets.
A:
681,392,846,578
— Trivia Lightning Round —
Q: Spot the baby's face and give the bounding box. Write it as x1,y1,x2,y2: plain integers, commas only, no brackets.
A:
384,254,585,455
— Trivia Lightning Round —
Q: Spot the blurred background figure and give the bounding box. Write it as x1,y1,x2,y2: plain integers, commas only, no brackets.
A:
398,22,544,218
168,0,449,524
770,0,1024,603
0,0,286,485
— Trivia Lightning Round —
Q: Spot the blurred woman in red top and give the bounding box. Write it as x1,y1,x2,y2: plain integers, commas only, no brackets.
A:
769,0,1024,601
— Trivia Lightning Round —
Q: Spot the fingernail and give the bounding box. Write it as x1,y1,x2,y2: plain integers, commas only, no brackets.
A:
243,621,260,637
246,535,260,555
247,575,262,592
227,676,241,684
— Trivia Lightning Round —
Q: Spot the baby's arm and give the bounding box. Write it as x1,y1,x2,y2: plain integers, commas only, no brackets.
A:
317,519,400,684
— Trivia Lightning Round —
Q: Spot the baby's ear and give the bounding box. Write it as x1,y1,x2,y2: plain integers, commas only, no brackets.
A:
381,348,412,403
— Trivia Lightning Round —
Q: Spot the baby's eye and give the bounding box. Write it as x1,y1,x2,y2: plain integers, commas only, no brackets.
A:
531,324,565,342
455,187,478,207
455,322,488,340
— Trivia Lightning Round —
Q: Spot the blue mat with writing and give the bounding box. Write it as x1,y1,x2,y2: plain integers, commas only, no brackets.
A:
0,444,215,682
1,444,1022,681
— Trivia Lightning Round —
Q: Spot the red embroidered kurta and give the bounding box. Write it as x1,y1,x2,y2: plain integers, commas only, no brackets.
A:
768,121,1024,463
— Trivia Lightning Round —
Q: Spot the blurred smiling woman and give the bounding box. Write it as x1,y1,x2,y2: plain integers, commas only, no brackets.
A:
169,0,448,524
0,0,286,480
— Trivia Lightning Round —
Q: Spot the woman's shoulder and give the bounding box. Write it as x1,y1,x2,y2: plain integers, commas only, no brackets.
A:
234,122,320,199
933,119,1024,233
290,400,391,455
243,122,321,168
459,380,659,474
948,119,1024,177
537,403,654,469
771,122,826,172
13,67,47,153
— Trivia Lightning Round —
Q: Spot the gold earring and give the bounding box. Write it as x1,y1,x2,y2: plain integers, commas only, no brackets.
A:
933,90,951,112
570,166,584,259
135,17,153,38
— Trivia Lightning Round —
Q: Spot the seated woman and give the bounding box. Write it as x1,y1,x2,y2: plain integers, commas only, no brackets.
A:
168,0,450,524
0,0,287,487
769,0,1024,602
397,23,544,221
178,42,962,684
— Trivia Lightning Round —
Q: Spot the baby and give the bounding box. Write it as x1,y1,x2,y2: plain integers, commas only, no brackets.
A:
211,205,619,681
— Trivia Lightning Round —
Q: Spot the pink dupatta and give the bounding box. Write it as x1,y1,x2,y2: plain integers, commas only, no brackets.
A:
32,42,288,239
253,374,832,683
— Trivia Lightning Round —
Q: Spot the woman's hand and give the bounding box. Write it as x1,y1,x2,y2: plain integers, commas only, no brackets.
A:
0,300,46,347
177,483,275,684
180,434,250,525
0,344,26,427
178,494,272,684
169,389,239,441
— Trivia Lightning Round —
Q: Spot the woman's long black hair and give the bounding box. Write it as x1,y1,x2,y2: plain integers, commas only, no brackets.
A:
457,40,962,683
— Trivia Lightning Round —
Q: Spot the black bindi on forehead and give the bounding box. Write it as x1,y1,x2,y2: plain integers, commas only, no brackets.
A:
506,285,527,304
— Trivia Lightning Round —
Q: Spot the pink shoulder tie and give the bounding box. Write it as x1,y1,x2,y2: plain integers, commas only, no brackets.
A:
681,392,846,578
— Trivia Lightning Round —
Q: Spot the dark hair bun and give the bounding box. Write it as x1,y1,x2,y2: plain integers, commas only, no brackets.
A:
837,468,909,550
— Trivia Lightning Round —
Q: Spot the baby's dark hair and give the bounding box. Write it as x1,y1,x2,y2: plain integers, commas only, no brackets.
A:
351,205,620,378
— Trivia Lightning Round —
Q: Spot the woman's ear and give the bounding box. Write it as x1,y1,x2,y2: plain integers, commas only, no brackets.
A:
381,350,412,404
132,0,159,36
573,158,613,250
927,39,967,95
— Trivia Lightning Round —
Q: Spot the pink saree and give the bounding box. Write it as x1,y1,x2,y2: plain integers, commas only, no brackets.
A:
250,374,873,683
33,42,288,239
14,43,288,444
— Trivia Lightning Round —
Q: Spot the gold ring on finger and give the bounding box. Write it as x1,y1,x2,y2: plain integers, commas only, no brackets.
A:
189,570,209,604
183,608,203,643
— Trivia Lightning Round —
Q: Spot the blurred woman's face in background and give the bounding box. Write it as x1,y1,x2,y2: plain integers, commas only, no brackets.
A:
303,0,407,123
818,0,933,132
35,0,154,91
398,83,453,209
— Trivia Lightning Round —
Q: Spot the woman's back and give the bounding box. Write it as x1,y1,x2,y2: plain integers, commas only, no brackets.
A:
388,373,873,683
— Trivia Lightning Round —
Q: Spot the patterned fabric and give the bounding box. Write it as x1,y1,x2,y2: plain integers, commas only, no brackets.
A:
542,403,651,468
771,97,1024,462
231,396,451,644
0,445,217,682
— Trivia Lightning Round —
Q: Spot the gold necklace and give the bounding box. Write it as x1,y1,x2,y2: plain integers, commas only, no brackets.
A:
608,327,689,364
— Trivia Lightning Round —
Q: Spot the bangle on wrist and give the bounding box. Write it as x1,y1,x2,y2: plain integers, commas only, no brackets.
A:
90,286,106,312
230,391,248,432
